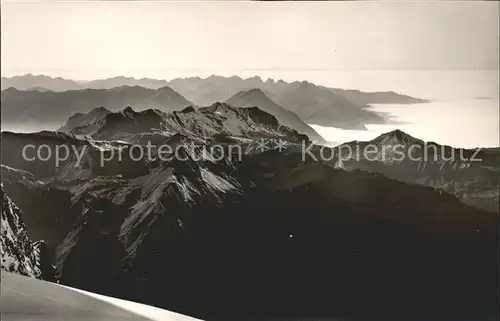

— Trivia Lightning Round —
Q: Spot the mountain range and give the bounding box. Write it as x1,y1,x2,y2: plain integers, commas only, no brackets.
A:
1,86,193,130
1,74,428,104
1,74,428,130
1,102,497,320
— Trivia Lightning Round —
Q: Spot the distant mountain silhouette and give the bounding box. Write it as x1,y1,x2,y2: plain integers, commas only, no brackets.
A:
2,74,428,130
26,86,52,92
1,74,82,91
86,76,170,90
168,75,386,128
1,74,170,92
225,88,326,143
266,80,385,128
330,88,429,105
1,86,193,128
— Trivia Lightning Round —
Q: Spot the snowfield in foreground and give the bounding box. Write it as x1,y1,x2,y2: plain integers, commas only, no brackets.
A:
1,272,202,321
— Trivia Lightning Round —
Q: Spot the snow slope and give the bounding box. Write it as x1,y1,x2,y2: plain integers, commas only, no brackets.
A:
1,271,202,321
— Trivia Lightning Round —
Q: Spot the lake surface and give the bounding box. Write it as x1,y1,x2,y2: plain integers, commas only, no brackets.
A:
310,98,500,149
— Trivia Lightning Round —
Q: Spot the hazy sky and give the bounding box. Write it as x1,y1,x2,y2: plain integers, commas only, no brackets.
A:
1,1,499,99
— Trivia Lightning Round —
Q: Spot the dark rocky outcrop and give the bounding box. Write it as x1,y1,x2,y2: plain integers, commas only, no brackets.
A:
1,184,55,281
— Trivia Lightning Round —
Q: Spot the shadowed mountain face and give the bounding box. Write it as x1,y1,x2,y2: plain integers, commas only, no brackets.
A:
168,76,386,129
329,130,500,213
56,148,498,320
1,164,80,257
1,86,193,129
226,88,326,143
1,104,498,320
2,74,429,130
58,106,111,134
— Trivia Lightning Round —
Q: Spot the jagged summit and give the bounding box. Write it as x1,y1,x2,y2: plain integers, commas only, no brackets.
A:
56,102,308,144
378,129,411,140
246,75,263,82
121,106,136,116
168,102,307,142
370,129,423,146
198,101,279,127
95,106,111,113
157,85,179,93
228,75,243,81
334,129,500,213
59,106,111,134
180,105,196,113
200,101,239,113
72,106,111,119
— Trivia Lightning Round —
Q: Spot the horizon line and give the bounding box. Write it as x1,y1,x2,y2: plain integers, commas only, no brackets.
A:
0,72,409,94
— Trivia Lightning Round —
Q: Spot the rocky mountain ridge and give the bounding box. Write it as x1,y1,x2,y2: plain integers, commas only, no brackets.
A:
329,130,500,213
